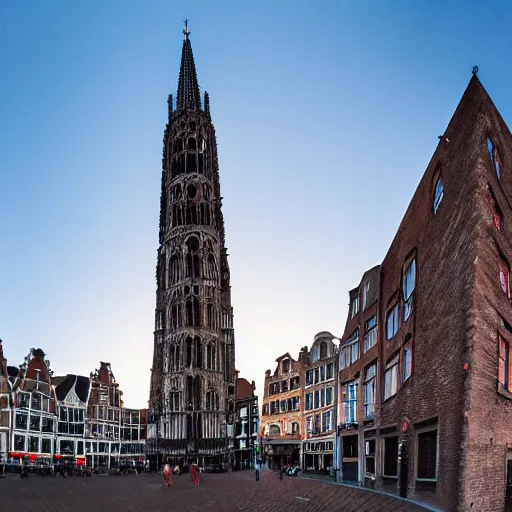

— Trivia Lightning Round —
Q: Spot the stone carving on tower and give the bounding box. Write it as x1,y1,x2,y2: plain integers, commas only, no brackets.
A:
147,22,237,466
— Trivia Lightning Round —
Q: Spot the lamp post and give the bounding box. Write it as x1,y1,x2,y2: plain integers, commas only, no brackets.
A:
332,336,342,483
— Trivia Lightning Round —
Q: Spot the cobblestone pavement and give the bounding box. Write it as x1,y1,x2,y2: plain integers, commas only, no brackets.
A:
0,470,430,512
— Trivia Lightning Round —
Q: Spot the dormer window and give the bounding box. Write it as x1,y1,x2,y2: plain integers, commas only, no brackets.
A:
487,137,502,181
433,177,444,214
282,359,290,374
362,282,370,310
350,296,359,319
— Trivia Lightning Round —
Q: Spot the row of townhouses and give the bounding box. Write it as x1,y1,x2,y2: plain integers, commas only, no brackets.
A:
262,74,512,512
0,342,147,468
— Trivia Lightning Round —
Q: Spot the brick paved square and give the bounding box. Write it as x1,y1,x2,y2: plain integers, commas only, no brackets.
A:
0,470,429,512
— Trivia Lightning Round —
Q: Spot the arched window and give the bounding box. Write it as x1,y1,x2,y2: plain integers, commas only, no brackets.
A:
206,344,216,370
433,177,444,214
185,237,201,279
206,390,219,410
195,336,202,368
185,337,193,367
185,297,201,327
188,137,196,151
207,304,216,328
208,254,218,281
319,342,328,359
488,137,502,180
269,424,281,436
169,254,181,285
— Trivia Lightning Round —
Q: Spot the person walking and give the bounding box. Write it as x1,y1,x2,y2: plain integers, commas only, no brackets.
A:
163,460,173,487
190,462,199,486
255,460,260,481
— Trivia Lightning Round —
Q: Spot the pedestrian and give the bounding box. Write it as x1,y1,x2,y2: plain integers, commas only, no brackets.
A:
163,460,173,487
279,465,283,480
174,462,181,476
255,460,260,481
190,461,199,486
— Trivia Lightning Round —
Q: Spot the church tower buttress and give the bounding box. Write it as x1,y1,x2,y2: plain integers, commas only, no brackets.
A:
148,23,236,465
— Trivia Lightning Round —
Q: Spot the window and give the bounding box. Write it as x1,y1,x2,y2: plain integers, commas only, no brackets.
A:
29,414,40,431
15,412,28,430
326,363,333,380
262,404,269,416
364,315,377,352
292,422,299,434
343,381,358,423
305,393,313,411
322,411,332,432
314,415,321,434
488,137,502,180
314,390,319,409
326,387,333,406
433,177,444,214
339,330,360,370
417,429,438,480
383,436,398,477
29,437,39,453
490,195,503,231
14,435,25,451
239,407,248,418
500,261,510,297
386,304,399,340
362,282,370,310
363,364,376,418
282,359,290,373
383,354,399,401
365,439,376,475
319,342,328,359
307,416,313,434
269,425,281,436
320,365,325,381
305,370,313,385
350,296,359,319
403,346,412,381
498,336,512,392
403,259,416,321
41,438,51,454
281,380,288,392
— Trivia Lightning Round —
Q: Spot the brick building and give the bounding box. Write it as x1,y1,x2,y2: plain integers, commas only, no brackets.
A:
360,74,512,511
302,332,338,473
9,348,57,462
337,266,380,484
234,375,259,469
0,340,10,463
261,353,302,467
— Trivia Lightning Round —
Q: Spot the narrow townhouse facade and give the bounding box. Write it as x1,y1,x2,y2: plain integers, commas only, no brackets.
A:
85,362,122,468
261,353,302,468
0,340,10,464
337,266,380,484
234,375,259,469
302,332,338,473
9,348,57,462
54,374,91,464
120,408,147,462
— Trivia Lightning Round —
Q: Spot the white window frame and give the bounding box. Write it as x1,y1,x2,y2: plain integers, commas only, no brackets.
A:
363,363,376,418
383,355,399,401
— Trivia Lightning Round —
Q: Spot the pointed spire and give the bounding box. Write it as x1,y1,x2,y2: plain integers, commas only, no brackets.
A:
177,20,201,112
204,91,210,120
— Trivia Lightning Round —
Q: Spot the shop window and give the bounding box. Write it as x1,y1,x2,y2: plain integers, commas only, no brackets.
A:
365,439,376,475
417,429,438,480
14,435,25,451
383,436,398,477
41,438,51,454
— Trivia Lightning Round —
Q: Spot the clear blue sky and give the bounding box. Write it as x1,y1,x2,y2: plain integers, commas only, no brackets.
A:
1,1,512,408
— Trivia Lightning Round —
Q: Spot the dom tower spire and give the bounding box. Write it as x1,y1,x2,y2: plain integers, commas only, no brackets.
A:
148,23,236,466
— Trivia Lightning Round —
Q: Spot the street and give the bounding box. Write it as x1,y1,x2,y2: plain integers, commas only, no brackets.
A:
0,470,429,511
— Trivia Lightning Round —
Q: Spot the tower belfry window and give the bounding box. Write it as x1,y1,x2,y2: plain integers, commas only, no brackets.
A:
433,177,444,214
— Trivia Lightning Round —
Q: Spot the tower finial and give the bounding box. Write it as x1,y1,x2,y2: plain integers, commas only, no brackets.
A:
472,65,479,76
183,19,190,39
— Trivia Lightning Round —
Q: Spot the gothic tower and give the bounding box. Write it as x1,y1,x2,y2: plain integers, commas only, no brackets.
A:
148,24,236,465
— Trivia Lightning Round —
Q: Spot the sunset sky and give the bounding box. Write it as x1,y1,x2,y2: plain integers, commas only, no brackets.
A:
1,0,512,407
